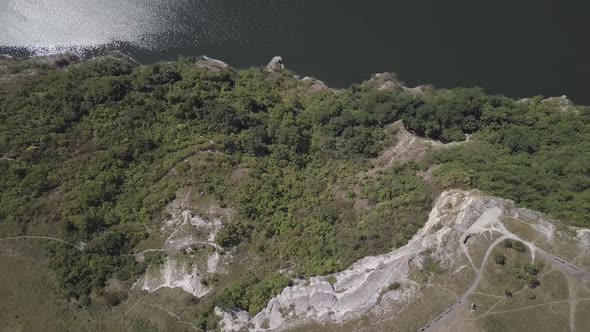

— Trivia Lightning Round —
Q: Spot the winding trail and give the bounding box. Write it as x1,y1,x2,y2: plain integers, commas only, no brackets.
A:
0,235,84,251
480,298,590,316
423,226,590,332
132,298,198,331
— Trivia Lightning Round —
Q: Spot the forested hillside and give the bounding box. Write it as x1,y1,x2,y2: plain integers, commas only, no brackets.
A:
0,54,589,329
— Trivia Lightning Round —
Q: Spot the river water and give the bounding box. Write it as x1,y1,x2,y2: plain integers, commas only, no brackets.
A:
1,0,589,104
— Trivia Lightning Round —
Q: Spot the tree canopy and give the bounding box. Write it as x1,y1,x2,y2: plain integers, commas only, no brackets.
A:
1,55,588,327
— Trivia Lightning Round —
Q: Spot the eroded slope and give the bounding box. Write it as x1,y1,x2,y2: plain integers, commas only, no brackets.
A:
219,190,590,331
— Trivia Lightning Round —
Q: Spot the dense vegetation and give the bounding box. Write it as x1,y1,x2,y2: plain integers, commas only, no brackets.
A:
0,54,588,328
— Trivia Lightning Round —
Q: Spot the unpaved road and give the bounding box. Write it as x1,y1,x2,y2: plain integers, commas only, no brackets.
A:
422,232,590,332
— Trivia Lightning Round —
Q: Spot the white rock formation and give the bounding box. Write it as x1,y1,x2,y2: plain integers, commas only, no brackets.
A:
136,257,211,297
195,56,229,72
371,120,469,175
362,72,432,96
267,56,285,72
133,201,229,297
216,307,251,331
302,76,329,92
218,190,590,331
162,210,223,251
542,95,574,112
576,229,590,245
517,95,575,113
362,72,402,91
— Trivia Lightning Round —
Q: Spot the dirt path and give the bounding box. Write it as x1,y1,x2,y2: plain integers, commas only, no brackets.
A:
132,297,198,331
133,248,167,261
0,235,84,251
423,230,590,332
569,276,578,332
423,235,502,331
480,298,590,316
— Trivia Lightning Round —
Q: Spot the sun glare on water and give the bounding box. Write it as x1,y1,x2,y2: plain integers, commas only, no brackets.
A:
0,0,239,55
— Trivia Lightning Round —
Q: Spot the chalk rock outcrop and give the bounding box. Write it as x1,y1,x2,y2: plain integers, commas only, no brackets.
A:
363,72,403,91
267,56,285,72
218,190,590,331
517,95,575,113
577,229,590,245
302,76,329,92
363,72,432,95
135,256,212,297
133,198,229,298
194,56,230,72
542,95,573,112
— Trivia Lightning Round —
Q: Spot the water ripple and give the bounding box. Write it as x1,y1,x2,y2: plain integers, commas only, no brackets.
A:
0,0,241,55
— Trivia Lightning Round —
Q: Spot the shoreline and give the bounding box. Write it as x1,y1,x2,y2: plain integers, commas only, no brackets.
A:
0,50,584,108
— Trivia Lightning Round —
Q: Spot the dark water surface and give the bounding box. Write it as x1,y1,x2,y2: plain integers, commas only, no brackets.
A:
2,0,589,104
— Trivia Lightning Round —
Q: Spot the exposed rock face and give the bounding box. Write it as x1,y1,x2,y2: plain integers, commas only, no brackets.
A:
372,121,443,171
135,257,212,297
402,84,434,95
362,72,402,91
363,72,432,95
267,56,285,72
302,76,329,92
517,95,575,113
577,229,590,245
194,56,230,72
133,198,229,298
216,308,251,331
218,190,590,331
371,120,468,175
542,95,573,112
161,209,223,251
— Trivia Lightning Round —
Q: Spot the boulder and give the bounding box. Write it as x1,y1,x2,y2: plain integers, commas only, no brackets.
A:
34,53,81,68
267,56,285,72
51,53,80,68
194,56,230,72
302,76,329,92
362,72,402,91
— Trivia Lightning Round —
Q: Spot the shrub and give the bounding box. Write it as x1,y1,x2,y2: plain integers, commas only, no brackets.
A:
433,164,473,191
513,241,526,253
388,282,401,291
214,273,291,316
216,221,250,248
327,276,337,285
422,255,443,275
494,254,506,265
512,263,541,287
